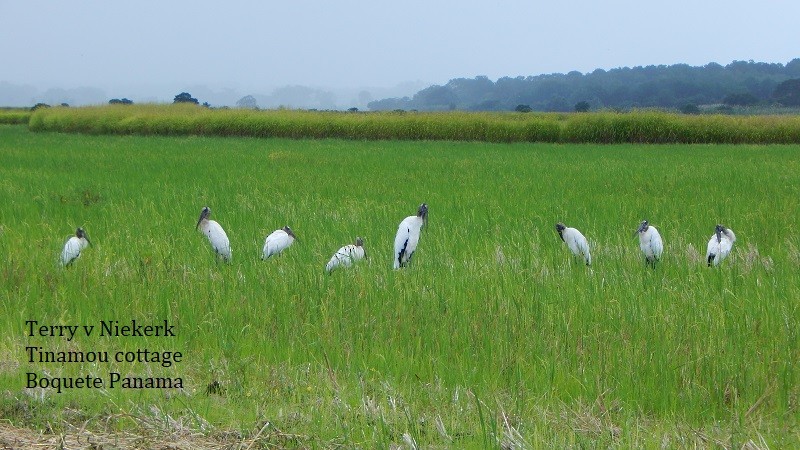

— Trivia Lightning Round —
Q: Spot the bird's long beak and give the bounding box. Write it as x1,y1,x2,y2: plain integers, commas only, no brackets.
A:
715,225,723,243
196,213,204,230
197,207,210,230
85,235,92,246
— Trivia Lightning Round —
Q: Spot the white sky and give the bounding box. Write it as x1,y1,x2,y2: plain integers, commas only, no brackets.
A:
1,0,798,93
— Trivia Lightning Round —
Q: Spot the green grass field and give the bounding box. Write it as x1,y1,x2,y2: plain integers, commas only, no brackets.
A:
1,124,798,448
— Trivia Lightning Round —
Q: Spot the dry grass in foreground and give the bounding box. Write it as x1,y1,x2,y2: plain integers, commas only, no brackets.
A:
0,405,308,450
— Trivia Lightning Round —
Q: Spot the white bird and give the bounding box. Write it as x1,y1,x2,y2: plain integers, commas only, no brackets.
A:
706,224,736,267
635,220,663,267
393,203,428,269
325,237,366,273
61,227,91,266
262,226,296,259
556,223,591,266
196,206,231,262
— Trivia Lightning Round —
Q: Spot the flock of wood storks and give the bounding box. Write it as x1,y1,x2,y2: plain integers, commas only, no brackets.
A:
60,203,736,271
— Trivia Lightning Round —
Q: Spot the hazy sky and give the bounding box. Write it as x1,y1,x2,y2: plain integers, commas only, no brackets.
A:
2,0,799,93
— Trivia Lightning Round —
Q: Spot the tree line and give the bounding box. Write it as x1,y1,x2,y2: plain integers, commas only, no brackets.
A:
368,59,800,112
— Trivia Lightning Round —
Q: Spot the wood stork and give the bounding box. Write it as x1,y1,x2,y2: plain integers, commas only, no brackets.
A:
60,227,91,266
196,206,231,262
635,220,663,267
556,223,591,266
393,203,428,269
325,237,366,273
262,226,296,259
706,224,736,267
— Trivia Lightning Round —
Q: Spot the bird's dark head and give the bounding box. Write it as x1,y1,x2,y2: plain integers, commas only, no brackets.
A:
635,220,649,236
356,236,365,257
555,223,566,241
77,227,91,245
196,206,211,229
283,226,296,240
715,224,724,242
418,203,428,228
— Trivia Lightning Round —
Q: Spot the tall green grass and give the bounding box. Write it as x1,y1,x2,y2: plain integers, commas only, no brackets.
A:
1,125,798,447
0,108,31,124
28,104,564,142
28,104,800,144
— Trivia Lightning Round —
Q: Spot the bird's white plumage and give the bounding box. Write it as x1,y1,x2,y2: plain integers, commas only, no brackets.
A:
559,226,591,265
394,215,424,269
326,241,366,273
262,228,295,259
706,226,736,266
60,235,89,266
199,219,231,261
638,224,663,263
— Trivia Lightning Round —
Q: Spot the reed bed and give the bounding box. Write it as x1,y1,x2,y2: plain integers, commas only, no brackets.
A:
0,108,31,125
28,104,800,144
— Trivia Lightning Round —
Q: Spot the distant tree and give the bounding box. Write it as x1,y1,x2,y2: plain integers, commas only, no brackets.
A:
201,102,210,108
368,59,800,112
368,96,412,111
786,59,800,77
347,107,358,112
236,95,258,109
574,101,590,112
514,104,532,113
413,85,458,110
30,103,50,111
772,78,800,106
721,92,760,106
715,105,734,114
60,103,69,107
444,76,494,107
470,100,501,111
546,95,570,112
173,92,199,104
109,98,133,105
679,103,700,114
